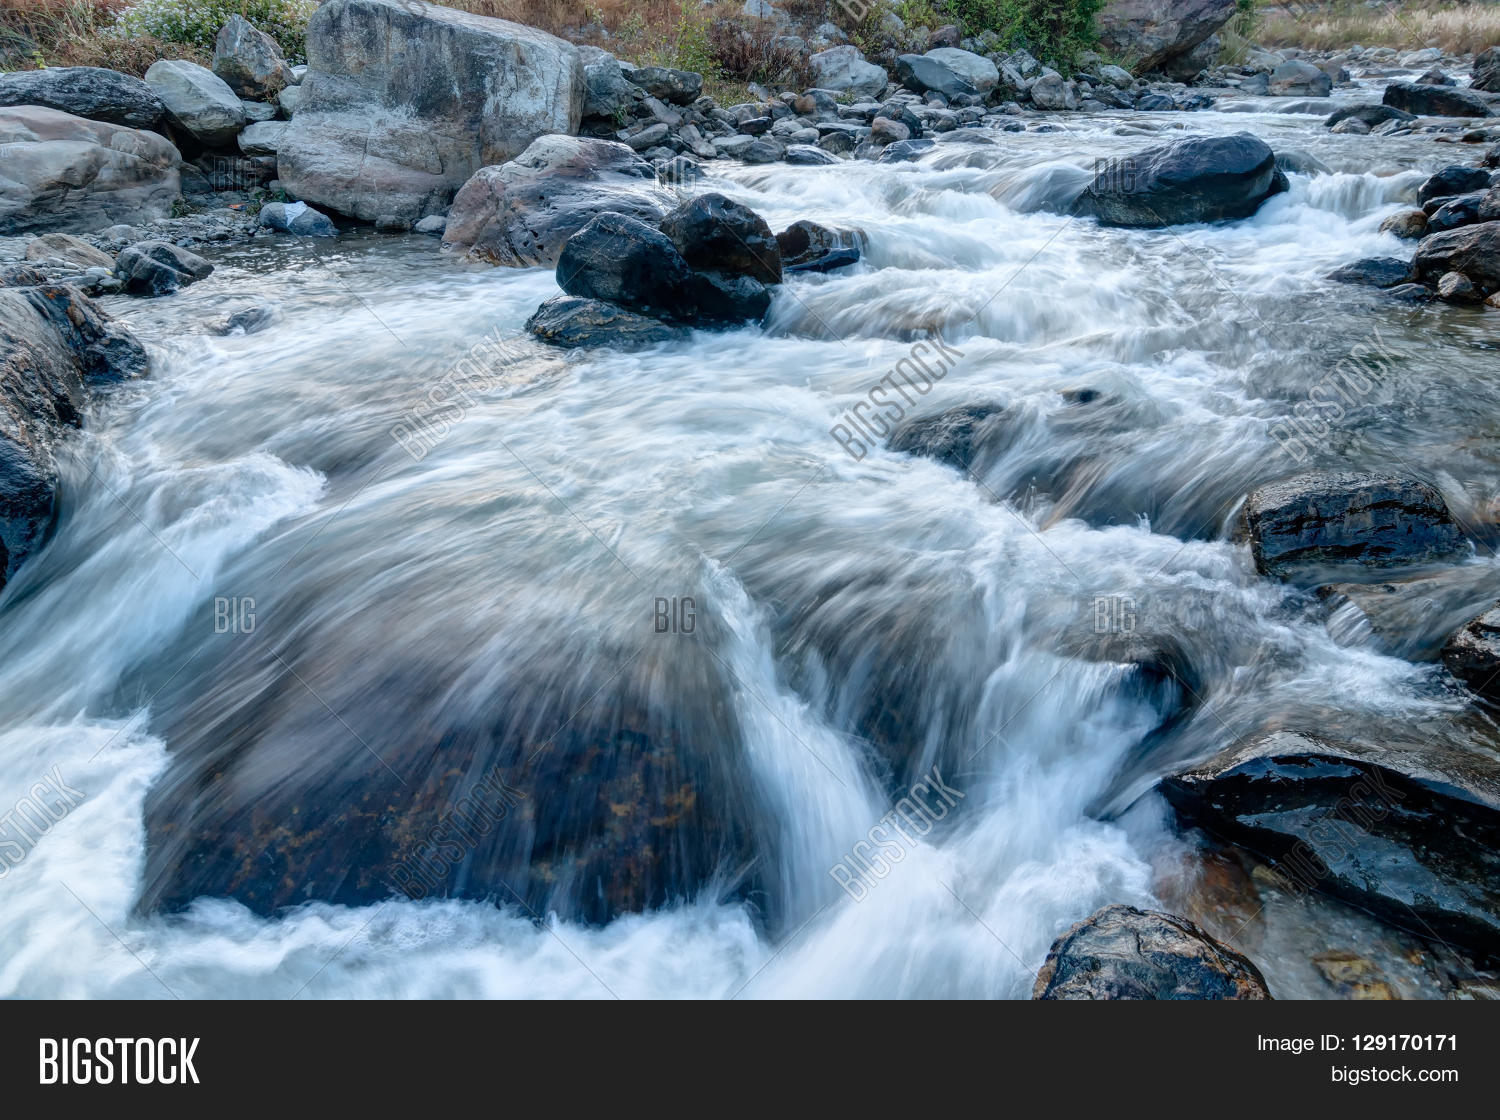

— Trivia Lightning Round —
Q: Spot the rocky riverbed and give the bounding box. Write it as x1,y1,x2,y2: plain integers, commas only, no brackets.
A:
4,0,1500,999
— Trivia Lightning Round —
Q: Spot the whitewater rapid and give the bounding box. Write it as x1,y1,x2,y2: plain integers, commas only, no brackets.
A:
1,89,1494,998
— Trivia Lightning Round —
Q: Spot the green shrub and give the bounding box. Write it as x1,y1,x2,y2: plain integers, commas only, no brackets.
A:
113,0,318,62
947,0,1104,63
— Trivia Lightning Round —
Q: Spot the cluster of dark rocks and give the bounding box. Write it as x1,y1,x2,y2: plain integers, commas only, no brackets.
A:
1329,154,1500,305
524,191,861,347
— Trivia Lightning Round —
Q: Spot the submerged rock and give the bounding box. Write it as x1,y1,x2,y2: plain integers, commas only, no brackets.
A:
526,294,688,349
1325,103,1414,130
775,220,863,273
0,285,146,587
1158,730,1500,959
888,402,1011,472
1079,132,1287,228
1032,904,1270,999
1326,257,1412,288
1242,471,1468,580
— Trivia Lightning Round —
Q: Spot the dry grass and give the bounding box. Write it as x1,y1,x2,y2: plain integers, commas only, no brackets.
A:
0,0,209,72
1258,1,1500,56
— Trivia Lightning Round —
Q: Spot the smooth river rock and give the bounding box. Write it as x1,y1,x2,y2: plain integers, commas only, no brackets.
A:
1079,132,1287,228
0,107,182,235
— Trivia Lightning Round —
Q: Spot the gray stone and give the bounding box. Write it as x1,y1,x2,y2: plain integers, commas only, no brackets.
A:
0,67,164,131
113,240,214,296
1096,0,1237,73
277,0,584,224
525,294,687,350
808,46,888,98
144,59,247,147
923,47,998,93
213,14,296,100
258,200,337,236
24,233,114,270
237,120,288,156
0,107,181,235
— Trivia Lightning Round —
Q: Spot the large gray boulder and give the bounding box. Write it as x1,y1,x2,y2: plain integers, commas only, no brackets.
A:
0,285,147,587
578,45,641,120
1033,905,1270,999
1383,81,1492,118
0,107,181,235
1268,59,1332,97
0,67,165,131
213,14,297,100
278,0,584,224
444,135,671,266
1096,0,1237,73
808,45,888,98
895,54,976,99
924,47,998,93
145,59,247,147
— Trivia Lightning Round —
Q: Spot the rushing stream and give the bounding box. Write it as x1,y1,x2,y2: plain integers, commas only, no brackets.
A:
4,77,1500,998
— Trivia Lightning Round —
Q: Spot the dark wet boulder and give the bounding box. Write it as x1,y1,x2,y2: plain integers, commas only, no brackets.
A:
445,135,671,267
0,67,165,131
525,294,688,349
557,212,697,323
1475,46,1500,94
216,304,281,335
692,272,771,326
658,193,781,284
0,285,146,587
888,403,1011,472
1325,103,1414,130
775,220,863,273
1384,282,1435,303
1079,132,1287,228
1425,191,1486,233
1032,905,1270,1000
1413,220,1500,290
1443,604,1500,701
1418,165,1493,204
1325,256,1412,288
113,240,214,297
625,66,702,105
1383,81,1493,118
1158,730,1500,959
1243,472,1467,581
894,54,976,99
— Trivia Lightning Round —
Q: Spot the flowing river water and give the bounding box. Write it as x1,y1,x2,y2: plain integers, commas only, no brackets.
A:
4,78,1500,998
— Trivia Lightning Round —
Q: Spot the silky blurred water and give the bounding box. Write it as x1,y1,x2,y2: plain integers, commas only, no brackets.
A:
3,88,1499,998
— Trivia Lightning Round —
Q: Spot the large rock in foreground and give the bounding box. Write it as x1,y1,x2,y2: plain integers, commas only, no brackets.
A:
1383,81,1493,118
1033,904,1270,999
1096,0,1237,73
0,67,165,131
0,107,181,235
1079,132,1287,227
278,0,584,223
1243,471,1467,580
444,135,670,266
0,285,147,587
1159,730,1500,959
556,212,697,323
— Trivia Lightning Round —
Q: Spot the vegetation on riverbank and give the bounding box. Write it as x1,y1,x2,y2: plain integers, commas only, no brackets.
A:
2,0,1106,88
1256,0,1500,56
